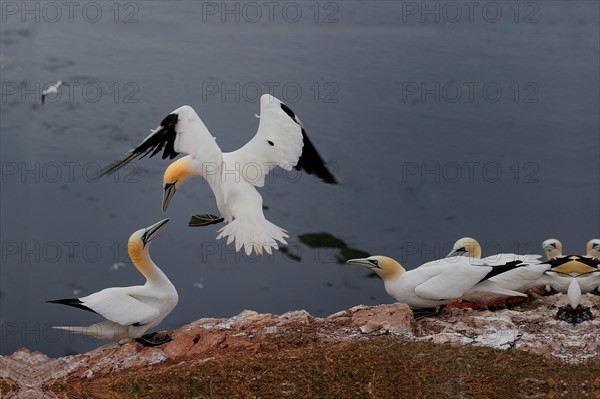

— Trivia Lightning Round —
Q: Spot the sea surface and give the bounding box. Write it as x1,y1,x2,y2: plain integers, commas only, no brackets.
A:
1,1,598,357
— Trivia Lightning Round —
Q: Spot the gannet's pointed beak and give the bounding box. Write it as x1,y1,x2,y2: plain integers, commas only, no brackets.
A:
447,247,466,258
162,182,177,212
346,258,379,269
141,218,170,247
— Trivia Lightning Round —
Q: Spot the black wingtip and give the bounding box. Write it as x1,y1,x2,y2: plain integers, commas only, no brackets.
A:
98,112,181,177
295,128,339,185
280,103,298,125
160,113,178,127
47,298,97,314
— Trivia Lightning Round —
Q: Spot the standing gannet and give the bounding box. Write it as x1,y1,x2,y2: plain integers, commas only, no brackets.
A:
446,237,482,259
48,219,178,346
99,94,338,256
41,80,63,104
346,255,549,310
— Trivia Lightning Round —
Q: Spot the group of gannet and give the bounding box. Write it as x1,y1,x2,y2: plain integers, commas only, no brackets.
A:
348,237,600,318
47,93,598,345
48,95,338,344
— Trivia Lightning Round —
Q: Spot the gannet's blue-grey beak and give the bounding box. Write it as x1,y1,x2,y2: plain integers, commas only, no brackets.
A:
162,183,177,212
346,257,380,269
141,218,170,247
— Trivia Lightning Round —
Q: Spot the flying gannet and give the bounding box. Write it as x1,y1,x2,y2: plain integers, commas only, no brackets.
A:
41,80,63,104
346,255,549,310
48,219,178,346
540,238,600,294
99,94,338,256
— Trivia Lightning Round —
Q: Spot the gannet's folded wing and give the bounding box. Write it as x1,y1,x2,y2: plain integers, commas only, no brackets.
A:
99,105,221,176
79,288,161,327
481,253,542,266
414,262,492,301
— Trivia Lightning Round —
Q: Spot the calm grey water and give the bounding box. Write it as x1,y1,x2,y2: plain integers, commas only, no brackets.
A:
1,1,598,357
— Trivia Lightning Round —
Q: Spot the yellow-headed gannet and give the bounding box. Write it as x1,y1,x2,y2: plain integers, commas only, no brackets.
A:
48,219,178,346
346,255,549,310
41,80,63,104
542,238,563,259
99,94,338,256
446,237,482,259
586,239,600,259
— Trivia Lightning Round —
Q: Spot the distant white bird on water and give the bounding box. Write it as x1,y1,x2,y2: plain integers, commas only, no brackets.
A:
48,219,178,346
346,255,549,311
41,80,63,104
99,94,338,256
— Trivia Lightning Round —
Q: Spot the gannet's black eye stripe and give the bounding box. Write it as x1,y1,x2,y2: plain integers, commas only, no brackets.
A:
370,259,379,266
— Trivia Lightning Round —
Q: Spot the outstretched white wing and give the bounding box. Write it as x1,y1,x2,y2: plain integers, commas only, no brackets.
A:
227,94,304,187
99,105,222,176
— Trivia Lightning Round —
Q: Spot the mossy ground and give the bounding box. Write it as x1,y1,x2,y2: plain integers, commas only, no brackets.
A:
71,337,599,399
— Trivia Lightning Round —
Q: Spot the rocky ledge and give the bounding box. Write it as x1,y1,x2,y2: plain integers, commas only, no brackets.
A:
1,292,599,398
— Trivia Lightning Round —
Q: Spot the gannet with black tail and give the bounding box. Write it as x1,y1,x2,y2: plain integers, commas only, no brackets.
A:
99,94,338,256
346,255,549,310
41,80,63,104
48,219,178,346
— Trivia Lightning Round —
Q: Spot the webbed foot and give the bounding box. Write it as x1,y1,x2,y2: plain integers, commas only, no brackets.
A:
136,331,172,346
188,214,225,227
412,306,445,320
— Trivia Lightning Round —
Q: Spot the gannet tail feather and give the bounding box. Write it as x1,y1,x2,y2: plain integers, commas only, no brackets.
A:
216,218,288,256
469,280,529,298
52,320,130,339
